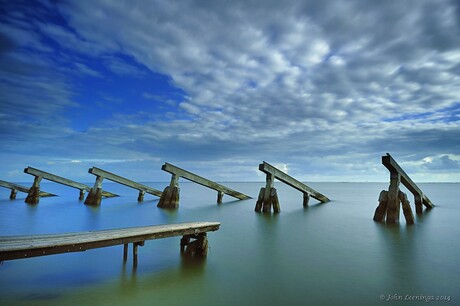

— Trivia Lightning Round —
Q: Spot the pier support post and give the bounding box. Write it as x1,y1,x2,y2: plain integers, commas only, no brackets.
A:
25,176,42,204
400,191,414,224
303,193,310,207
132,241,144,267
414,194,423,215
373,190,388,222
386,172,401,224
181,233,208,257
79,189,86,201
137,190,145,202
217,191,224,204
255,174,280,213
9,189,18,200
255,188,265,212
157,174,180,209
84,176,104,206
123,244,128,262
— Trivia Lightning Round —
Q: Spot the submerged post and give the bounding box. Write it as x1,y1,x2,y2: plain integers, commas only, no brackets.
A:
84,175,104,206
157,173,180,209
373,153,434,224
157,163,251,209
0,180,56,201
25,176,42,204
256,161,329,213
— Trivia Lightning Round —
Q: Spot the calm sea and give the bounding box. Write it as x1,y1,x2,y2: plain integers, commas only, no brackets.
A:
0,182,458,306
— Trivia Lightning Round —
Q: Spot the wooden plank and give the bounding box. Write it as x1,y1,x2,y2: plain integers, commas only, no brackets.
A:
259,162,330,203
382,154,434,208
0,180,56,197
161,163,251,200
89,167,162,197
0,222,220,261
24,167,118,198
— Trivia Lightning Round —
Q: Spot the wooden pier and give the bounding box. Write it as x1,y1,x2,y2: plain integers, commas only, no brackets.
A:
373,153,435,224
255,162,330,213
0,222,220,266
158,163,251,209
84,167,163,205
23,167,118,204
0,180,56,200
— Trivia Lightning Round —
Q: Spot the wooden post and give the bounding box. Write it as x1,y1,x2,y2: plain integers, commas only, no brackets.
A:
217,191,224,204
183,233,208,257
132,241,144,267
25,176,42,204
386,172,401,224
157,174,180,209
255,188,265,212
137,190,145,202
79,189,86,201
180,236,190,253
123,244,128,262
373,190,388,222
84,176,104,206
262,174,274,213
414,194,423,215
271,188,280,213
400,191,414,225
303,193,310,207
9,189,18,200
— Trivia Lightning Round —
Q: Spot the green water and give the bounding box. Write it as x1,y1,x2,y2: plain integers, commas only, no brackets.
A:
0,182,458,305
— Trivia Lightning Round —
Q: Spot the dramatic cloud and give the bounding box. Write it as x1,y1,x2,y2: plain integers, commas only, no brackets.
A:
1,0,459,182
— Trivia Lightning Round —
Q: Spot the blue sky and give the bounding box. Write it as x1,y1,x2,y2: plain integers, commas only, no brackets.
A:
1,0,460,183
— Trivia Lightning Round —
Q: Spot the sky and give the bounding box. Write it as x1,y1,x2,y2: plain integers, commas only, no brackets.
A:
1,0,460,184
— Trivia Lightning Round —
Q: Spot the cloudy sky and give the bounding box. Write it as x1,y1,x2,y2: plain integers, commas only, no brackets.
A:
1,0,460,184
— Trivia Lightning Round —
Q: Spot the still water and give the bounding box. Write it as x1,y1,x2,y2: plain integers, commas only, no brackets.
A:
0,182,458,306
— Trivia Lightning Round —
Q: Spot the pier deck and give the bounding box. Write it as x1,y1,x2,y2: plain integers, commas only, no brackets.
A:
0,222,220,265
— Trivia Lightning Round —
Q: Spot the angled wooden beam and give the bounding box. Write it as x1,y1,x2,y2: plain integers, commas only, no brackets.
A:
162,163,251,200
85,167,162,205
158,162,251,208
382,153,434,209
23,167,118,204
259,161,330,203
0,180,56,199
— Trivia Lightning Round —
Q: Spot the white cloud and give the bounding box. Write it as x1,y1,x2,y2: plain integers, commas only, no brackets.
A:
1,0,460,182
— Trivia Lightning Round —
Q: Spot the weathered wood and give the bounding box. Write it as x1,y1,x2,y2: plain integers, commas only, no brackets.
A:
123,244,128,262
24,167,117,203
303,193,310,207
254,188,265,212
161,162,251,201
373,190,388,222
271,188,280,213
386,172,401,224
382,154,434,209
0,180,56,199
399,191,414,225
84,175,104,206
182,233,209,257
0,222,220,262
88,167,162,198
262,174,274,213
259,162,330,203
133,241,144,267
